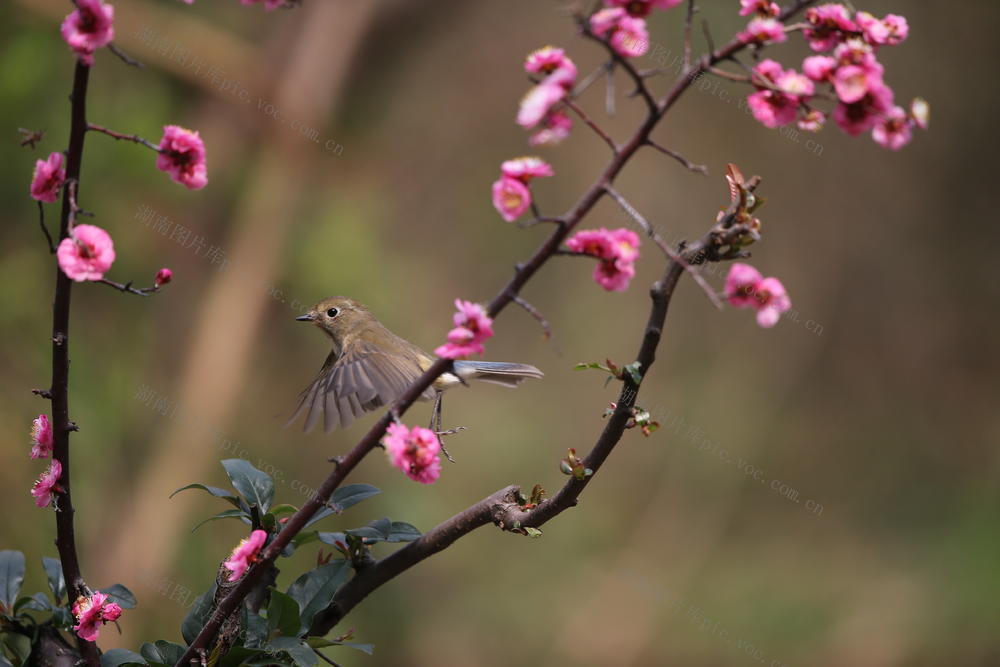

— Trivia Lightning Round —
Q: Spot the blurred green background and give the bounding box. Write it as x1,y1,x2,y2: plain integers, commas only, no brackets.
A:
2,1,998,665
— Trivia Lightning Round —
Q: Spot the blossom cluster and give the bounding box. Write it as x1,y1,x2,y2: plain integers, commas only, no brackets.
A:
590,0,684,58
738,2,927,150
72,591,123,642
491,157,553,222
435,300,495,359
724,263,791,328
517,47,577,145
383,423,443,484
29,414,63,507
566,227,641,292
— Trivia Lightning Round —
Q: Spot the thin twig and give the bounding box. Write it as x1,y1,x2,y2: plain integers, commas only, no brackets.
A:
107,42,144,68
701,18,716,57
95,279,162,297
603,184,723,310
562,98,617,153
572,63,609,98
512,295,559,351
645,139,708,175
605,63,616,116
87,123,161,152
38,201,56,254
683,0,696,70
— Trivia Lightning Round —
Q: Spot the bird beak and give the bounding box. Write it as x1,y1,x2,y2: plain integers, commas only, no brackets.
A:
295,313,314,322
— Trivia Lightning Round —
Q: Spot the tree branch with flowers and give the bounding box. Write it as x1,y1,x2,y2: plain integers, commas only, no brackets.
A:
4,1,928,666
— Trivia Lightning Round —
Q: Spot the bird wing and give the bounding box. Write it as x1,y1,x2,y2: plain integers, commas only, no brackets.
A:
288,340,434,433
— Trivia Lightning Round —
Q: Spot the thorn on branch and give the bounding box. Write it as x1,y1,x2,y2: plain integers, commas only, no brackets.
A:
32,388,53,399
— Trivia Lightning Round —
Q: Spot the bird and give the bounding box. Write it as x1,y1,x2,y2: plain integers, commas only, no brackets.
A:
289,296,543,435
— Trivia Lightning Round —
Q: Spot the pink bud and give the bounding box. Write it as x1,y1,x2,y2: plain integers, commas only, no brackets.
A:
155,267,173,287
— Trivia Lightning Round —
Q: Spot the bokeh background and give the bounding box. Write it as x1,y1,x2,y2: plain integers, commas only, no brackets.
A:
2,1,998,665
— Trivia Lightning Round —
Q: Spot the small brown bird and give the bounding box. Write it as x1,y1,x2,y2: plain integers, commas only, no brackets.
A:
290,297,543,433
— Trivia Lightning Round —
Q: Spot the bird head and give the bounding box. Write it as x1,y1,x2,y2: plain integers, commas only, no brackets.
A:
296,296,374,345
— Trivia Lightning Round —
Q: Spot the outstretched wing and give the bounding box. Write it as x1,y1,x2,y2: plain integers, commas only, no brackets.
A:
287,341,434,433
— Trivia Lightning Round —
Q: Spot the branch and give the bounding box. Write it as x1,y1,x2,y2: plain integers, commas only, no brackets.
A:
51,61,101,667
177,2,819,659
645,140,708,175
107,42,144,68
563,97,617,154
38,201,56,254
87,123,161,152
95,278,163,296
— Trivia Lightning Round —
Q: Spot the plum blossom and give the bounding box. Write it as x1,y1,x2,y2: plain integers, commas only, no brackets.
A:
797,109,825,132
30,152,67,203
57,224,116,282
154,268,173,287
156,125,208,190
832,80,893,136
529,110,573,146
223,530,268,582
882,14,909,46
31,460,63,508
872,106,912,150
518,49,577,130
605,0,682,17
566,227,641,292
738,17,787,45
435,300,494,359
61,0,114,65
591,9,650,57
31,415,53,459
804,3,856,51
72,592,123,642
739,0,779,17
383,423,442,484
725,263,791,328
910,98,929,130
802,55,837,82
745,60,803,129
492,157,553,222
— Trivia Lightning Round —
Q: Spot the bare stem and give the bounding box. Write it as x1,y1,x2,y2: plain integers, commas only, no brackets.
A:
38,201,56,254
87,123,161,152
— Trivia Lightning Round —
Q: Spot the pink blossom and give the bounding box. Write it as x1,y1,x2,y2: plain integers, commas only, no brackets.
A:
804,3,856,51
223,529,268,582
872,106,912,151
31,460,62,508
797,109,825,132
832,81,893,136
566,227,641,292
518,81,569,129
739,0,779,17
57,224,116,282
747,90,798,128
589,9,649,58
882,14,908,46
72,592,122,642
605,0,682,17
802,55,837,81
833,38,880,70
738,17,787,45
154,268,173,287
524,46,572,75
156,125,208,190
240,0,285,10
382,423,442,484
725,263,791,328
30,152,67,203
31,415,53,460
910,98,929,130
491,176,532,222
855,11,890,45
501,157,554,181
591,7,626,35
529,110,573,146
833,65,880,104
776,70,814,98
435,299,494,359
753,59,785,85
60,0,114,65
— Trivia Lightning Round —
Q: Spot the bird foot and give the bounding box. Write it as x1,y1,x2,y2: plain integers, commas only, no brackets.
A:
434,426,467,463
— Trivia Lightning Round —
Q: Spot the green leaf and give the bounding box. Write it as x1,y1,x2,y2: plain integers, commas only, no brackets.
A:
574,361,609,372
0,653,12,667
315,532,346,547
181,586,216,645
244,610,269,648
140,640,185,665
100,583,137,609
51,606,73,629
307,637,375,655
0,551,26,614
221,459,275,513
13,592,50,613
100,648,147,666
347,517,391,543
219,647,265,667
191,508,250,533
524,527,543,538
267,638,316,667
1,631,30,665
170,483,242,510
622,361,643,384
304,485,380,529
267,591,301,638
286,561,351,634
41,557,65,603
291,531,320,548
386,521,421,543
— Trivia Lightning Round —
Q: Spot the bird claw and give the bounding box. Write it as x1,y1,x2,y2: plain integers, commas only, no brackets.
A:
434,426,466,463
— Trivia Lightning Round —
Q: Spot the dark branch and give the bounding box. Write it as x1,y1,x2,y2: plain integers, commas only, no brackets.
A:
87,123,161,152
645,140,708,175
38,201,56,254
107,42,144,68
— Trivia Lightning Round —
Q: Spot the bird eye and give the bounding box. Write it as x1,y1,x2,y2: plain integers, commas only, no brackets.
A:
326,308,339,318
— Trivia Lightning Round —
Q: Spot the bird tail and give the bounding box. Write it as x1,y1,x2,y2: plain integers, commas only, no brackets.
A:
452,361,544,388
